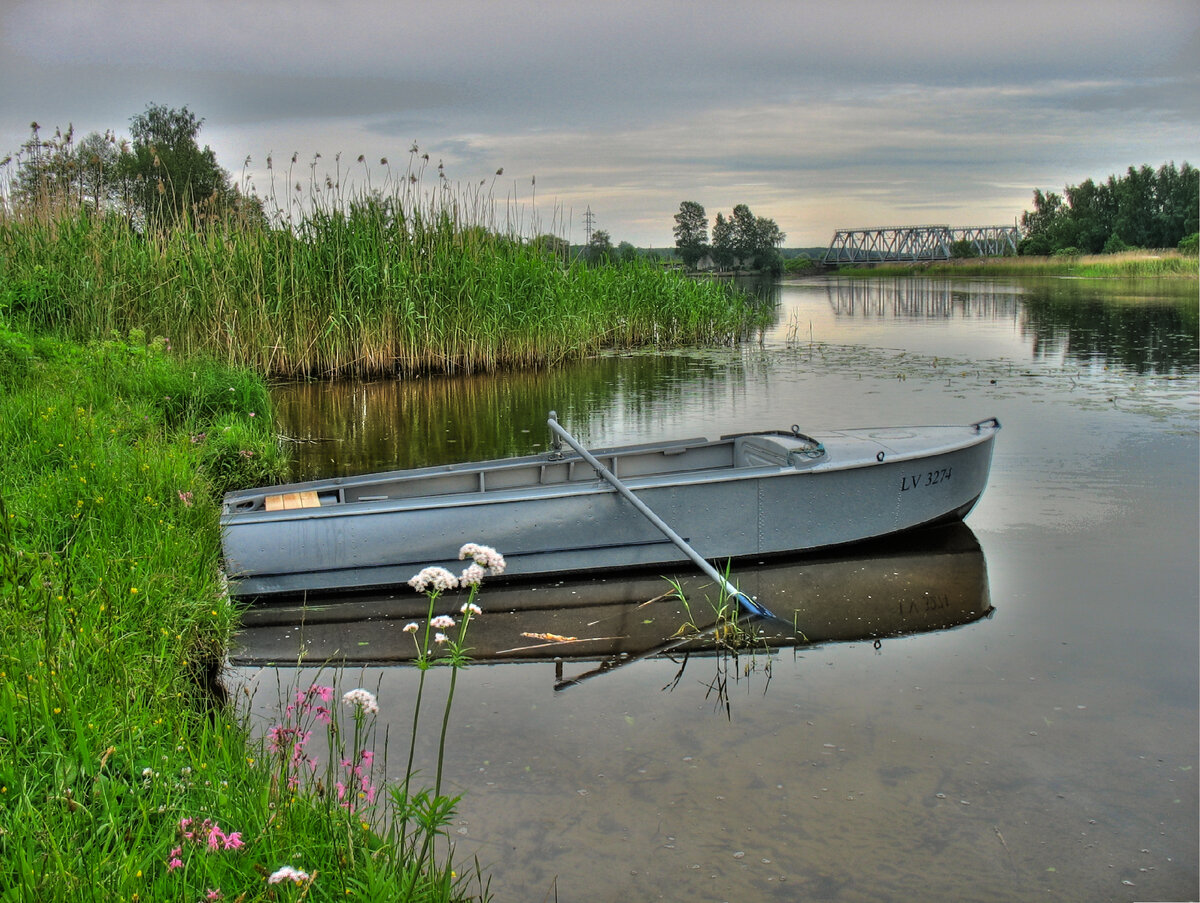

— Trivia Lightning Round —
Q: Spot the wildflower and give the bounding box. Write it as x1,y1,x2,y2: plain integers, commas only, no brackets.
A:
342,688,379,715
407,566,457,593
459,563,486,586
458,542,506,575
268,865,311,885
460,601,483,616
178,490,193,508
402,622,419,633
206,891,223,901
430,614,455,629
166,847,183,871
434,632,448,645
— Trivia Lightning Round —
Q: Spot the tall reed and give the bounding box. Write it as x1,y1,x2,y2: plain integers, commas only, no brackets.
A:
0,151,764,379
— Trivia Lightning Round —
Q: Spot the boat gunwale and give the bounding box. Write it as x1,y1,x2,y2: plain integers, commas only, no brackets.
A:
221,424,998,524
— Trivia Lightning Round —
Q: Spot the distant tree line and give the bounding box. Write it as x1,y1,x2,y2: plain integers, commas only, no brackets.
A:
4,104,262,230
1018,162,1198,256
673,201,786,274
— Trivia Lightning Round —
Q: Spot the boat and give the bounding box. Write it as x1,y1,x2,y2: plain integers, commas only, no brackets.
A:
230,524,993,678
221,415,999,599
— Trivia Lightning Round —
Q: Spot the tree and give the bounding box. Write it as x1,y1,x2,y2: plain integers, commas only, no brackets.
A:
673,201,708,269
11,123,122,212
122,104,231,229
751,216,785,273
1018,189,1068,255
617,241,639,265
730,204,759,266
711,212,735,270
583,229,614,266
1019,162,1197,256
531,233,570,264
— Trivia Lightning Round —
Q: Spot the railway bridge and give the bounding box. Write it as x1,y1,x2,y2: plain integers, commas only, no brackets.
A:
823,225,1020,264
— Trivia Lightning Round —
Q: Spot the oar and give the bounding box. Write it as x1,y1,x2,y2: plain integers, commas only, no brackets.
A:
547,412,777,620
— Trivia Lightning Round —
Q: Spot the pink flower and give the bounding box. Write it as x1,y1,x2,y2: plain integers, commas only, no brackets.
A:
167,846,183,871
222,832,243,851
206,891,223,901
177,490,194,507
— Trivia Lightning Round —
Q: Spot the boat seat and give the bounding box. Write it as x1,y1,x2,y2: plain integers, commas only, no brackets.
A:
264,490,321,511
735,435,825,468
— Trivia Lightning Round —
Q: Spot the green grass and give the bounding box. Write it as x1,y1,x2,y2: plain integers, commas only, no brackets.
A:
0,324,484,901
0,180,765,379
836,249,1197,280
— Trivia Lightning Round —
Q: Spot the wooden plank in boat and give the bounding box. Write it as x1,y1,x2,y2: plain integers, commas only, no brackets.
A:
264,490,320,511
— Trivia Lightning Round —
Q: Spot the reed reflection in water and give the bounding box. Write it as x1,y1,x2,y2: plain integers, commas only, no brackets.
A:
272,352,756,480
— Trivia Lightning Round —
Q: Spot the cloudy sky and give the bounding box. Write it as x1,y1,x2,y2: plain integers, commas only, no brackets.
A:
2,0,1197,247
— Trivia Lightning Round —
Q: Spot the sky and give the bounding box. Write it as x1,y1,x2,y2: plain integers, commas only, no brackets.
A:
2,0,1197,248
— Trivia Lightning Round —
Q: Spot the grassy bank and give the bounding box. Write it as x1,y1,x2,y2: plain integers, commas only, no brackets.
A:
0,189,763,380
0,325,484,900
836,249,1197,279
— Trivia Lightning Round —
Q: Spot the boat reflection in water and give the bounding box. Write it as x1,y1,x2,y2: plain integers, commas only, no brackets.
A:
232,523,993,688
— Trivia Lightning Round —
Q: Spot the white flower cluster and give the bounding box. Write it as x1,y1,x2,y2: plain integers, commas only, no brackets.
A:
459,543,506,575
268,865,311,885
407,566,459,593
342,688,379,714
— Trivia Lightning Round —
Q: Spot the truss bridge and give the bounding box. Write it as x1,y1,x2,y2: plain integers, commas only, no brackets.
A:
823,225,1020,264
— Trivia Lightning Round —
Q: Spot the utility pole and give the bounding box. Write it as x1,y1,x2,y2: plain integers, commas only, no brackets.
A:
583,206,595,246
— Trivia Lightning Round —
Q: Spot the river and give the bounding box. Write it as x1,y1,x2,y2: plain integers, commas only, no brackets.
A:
230,275,1198,902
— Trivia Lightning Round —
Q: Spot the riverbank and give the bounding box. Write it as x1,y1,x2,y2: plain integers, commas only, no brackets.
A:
834,249,1197,279
0,323,483,900
0,197,764,380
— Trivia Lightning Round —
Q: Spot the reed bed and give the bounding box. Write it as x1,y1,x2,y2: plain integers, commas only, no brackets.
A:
839,250,1197,279
0,169,762,379
0,325,485,900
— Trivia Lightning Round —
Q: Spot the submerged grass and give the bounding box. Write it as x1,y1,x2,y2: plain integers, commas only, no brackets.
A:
0,160,764,379
0,323,487,900
838,249,1197,280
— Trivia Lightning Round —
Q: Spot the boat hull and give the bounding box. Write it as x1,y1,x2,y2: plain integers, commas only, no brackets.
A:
221,421,998,597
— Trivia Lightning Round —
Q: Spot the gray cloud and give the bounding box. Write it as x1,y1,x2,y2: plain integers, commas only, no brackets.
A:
2,0,1197,246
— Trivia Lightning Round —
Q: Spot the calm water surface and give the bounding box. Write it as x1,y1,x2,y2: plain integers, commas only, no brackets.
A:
232,276,1198,902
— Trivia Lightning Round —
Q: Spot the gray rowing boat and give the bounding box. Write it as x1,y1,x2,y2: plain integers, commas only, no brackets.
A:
220,416,999,598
